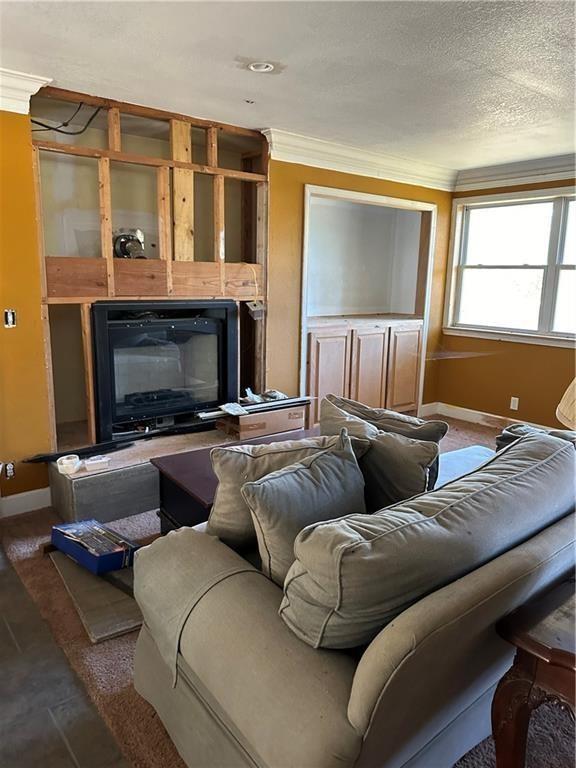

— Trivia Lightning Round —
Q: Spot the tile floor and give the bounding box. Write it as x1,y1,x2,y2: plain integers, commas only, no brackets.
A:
0,546,128,768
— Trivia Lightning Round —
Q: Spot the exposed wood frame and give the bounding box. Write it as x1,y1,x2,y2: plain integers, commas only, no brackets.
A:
300,184,437,415
98,157,115,295
156,166,173,290
170,119,192,162
40,85,263,139
207,126,218,167
80,304,97,444
33,139,266,182
107,107,121,151
213,175,225,263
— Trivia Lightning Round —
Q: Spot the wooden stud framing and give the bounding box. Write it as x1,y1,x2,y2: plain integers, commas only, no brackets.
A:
41,85,263,139
207,126,218,167
213,175,225,263
156,166,173,291
108,108,121,151
170,119,192,163
40,305,58,451
98,157,115,295
173,169,195,261
80,304,97,444
33,139,266,182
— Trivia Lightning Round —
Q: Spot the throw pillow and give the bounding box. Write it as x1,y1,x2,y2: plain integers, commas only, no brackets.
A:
360,431,438,512
241,431,365,585
320,397,446,489
207,433,369,548
280,433,575,649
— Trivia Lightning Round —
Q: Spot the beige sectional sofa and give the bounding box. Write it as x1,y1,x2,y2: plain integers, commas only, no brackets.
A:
133,433,575,768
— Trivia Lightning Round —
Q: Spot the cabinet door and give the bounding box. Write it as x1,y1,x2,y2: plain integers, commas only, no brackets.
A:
307,328,352,424
386,325,422,412
350,326,389,408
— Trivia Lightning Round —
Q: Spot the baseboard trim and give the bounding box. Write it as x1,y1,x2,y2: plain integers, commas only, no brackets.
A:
418,402,554,431
0,487,52,518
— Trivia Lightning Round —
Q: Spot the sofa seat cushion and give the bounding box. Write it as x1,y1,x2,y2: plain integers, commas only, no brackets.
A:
242,431,365,584
280,434,575,649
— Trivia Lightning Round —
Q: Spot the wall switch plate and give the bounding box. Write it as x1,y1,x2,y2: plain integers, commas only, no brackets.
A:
510,397,519,411
4,309,16,328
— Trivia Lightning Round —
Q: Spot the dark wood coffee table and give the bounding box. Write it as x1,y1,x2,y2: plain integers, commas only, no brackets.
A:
491,579,575,768
151,428,319,533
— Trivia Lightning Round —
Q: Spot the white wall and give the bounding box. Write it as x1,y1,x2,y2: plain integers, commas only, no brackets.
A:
306,196,421,316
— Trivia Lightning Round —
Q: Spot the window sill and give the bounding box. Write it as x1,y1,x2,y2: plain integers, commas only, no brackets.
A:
442,326,576,349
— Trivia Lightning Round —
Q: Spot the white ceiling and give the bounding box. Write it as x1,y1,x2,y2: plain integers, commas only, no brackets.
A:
1,1,574,172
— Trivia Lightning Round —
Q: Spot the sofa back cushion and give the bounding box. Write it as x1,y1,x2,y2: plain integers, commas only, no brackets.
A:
207,434,368,547
280,434,575,649
241,432,365,585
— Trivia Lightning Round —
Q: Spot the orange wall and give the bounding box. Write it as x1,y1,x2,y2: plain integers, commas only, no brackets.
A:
436,179,576,428
267,160,453,401
0,111,52,496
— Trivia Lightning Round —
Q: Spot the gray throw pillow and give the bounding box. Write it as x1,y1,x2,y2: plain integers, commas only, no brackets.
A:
280,434,575,649
241,431,365,585
207,434,369,548
324,394,448,443
360,431,438,512
321,396,446,489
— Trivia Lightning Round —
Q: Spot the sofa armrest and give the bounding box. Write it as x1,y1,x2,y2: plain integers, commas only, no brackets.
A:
347,513,575,768
134,528,257,683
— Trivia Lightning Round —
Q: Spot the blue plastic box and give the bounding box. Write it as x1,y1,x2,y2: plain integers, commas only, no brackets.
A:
51,520,139,575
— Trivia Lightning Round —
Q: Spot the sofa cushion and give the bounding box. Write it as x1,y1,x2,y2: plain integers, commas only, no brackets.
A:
207,434,368,548
496,422,576,452
324,394,448,443
242,432,365,585
280,434,575,649
321,396,445,489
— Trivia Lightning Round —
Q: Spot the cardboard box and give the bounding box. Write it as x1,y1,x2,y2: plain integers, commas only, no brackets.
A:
217,406,307,440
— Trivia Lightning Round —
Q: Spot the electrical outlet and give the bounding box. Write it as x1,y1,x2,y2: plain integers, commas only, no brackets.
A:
510,397,519,411
5,462,16,479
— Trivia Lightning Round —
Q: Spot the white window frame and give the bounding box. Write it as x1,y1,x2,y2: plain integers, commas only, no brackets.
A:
444,186,576,348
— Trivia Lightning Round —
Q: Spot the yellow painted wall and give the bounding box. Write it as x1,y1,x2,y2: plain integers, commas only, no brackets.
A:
0,111,52,496
436,179,576,428
266,160,453,401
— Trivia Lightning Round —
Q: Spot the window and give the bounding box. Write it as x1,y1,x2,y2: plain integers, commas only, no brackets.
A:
447,192,576,342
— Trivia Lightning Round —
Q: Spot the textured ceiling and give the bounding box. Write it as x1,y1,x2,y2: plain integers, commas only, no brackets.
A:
1,1,574,171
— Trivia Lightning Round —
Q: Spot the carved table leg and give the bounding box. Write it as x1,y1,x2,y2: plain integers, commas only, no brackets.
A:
492,652,537,768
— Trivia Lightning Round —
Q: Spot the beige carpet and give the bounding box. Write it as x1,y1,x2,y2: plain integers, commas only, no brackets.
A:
1,417,574,768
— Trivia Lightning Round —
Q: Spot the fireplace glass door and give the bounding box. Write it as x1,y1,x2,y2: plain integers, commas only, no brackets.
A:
109,319,223,422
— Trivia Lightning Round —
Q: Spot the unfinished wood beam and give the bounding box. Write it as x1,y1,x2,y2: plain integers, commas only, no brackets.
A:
173,169,194,261
207,126,218,167
213,175,225,264
108,108,121,151
170,119,192,163
98,157,115,295
157,166,173,289
80,304,97,444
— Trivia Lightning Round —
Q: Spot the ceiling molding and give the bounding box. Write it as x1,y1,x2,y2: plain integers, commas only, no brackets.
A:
263,129,457,192
454,155,576,192
0,68,52,114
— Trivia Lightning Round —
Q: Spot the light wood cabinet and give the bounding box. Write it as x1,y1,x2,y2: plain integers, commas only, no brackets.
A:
350,325,389,408
386,324,422,412
307,327,352,425
306,317,422,423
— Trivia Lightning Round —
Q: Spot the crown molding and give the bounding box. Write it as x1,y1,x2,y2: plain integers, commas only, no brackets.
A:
263,129,456,192
454,154,576,192
0,68,52,114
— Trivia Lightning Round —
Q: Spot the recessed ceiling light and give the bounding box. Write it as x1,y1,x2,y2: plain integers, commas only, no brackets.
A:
248,62,274,74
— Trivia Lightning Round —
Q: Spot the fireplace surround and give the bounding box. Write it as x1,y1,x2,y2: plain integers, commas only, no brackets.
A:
92,300,239,442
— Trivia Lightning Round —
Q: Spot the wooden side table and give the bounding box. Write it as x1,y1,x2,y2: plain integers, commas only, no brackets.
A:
491,579,575,768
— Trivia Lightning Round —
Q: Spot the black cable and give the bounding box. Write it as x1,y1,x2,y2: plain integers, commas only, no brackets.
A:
32,104,102,135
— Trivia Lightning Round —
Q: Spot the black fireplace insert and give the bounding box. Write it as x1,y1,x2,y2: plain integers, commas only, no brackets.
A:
92,301,238,441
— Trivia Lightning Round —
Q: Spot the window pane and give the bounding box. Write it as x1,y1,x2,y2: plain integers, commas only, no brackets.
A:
562,200,576,265
553,270,576,334
465,203,553,266
457,268,543,330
